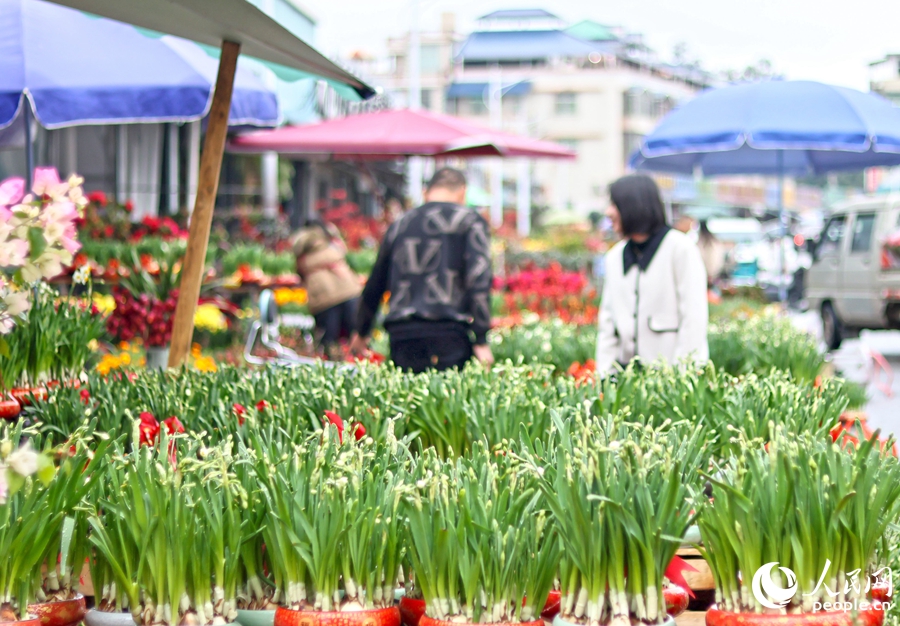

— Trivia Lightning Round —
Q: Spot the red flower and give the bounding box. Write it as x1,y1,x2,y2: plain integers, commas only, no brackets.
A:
256,399,272,412
124,200,134,213
163,416,184,435
323,410,344,443
233,403,246,426
353,422,366,441
138,412,160,447
87,190,108,207
104,225,113,238
79,389,90,405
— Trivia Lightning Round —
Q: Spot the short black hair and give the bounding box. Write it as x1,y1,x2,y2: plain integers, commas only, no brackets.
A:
608,174,667,236
426,167,467,192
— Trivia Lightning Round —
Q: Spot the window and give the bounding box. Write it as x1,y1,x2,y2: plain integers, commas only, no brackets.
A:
851,213,877,253
466,98,487,115
421,89,432,110
555,92,577,115
420,45,441,73
818,215,846,257
623,90,639,115
556,138,579,151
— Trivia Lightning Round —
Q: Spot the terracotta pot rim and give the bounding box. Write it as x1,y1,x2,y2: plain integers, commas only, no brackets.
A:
29,593,86,606
705,605,885,626
276,607,399,617
421,616,544,626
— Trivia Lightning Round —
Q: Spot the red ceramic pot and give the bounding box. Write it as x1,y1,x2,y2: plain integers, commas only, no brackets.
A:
0,396,21,420
29,595,87,626
540,591,561,621
9,387,48,406
421,616,542,626
664,584,690,617
399,598,425,626
0,618,41,626
274,606,400,626
706,604,885,626
871,584,891,604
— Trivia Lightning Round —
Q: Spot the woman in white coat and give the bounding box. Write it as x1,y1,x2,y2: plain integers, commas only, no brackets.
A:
596,175,709,373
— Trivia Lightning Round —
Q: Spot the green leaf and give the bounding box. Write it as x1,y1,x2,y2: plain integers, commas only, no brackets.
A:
7,469,24,496
28,227,47,259
0,336,8,358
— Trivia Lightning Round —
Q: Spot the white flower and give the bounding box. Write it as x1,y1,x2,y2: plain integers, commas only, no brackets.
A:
7,442,39,477
73,265,90,285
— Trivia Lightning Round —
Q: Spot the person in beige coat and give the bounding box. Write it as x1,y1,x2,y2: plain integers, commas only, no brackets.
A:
291,216,362,359
596,175,709,374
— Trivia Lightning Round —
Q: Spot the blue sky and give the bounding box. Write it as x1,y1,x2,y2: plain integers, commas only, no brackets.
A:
310,0,900,91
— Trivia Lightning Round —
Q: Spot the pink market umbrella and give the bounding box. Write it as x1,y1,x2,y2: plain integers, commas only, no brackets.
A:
229,108,576,159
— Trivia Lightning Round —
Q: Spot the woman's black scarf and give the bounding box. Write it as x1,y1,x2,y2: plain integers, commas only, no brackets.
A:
622,226,671,273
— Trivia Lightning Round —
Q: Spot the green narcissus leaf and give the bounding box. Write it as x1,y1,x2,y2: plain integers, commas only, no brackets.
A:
28,226,47,259
0,336,8,358
37,453,56,485
7,468,25,495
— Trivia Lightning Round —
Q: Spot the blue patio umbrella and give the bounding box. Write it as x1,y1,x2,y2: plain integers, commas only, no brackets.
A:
629,80,900,300
0,0,279,176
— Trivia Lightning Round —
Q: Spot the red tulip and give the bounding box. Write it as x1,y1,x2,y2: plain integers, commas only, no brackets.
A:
79,389,90,405
353,422,366,441
323,410,344,443
233,403,246,426
163,416,184,435
256,399,272,412
138,412,160,447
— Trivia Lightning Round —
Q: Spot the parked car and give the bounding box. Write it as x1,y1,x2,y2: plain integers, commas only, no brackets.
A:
806,196,900,349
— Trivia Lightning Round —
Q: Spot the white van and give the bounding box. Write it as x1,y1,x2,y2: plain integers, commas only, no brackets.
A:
807,196,900,348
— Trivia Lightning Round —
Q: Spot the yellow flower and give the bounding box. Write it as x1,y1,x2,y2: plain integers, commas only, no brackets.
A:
120,352,131,366
92,293,115,316
118,341,130,351
274,288,307,306
193,355,218,373
194,303,228,333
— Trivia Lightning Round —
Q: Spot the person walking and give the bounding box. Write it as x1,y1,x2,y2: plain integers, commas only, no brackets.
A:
595,174,709,374
350,167,494,373
696,219,727,288
290,216,362,360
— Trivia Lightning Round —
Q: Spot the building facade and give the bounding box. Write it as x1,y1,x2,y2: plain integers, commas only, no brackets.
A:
366,9,713,216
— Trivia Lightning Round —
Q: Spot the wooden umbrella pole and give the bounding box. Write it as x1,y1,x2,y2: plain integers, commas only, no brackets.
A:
168,40,241,368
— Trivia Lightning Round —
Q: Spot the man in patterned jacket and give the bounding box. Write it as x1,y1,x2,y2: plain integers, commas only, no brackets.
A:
350,168,494,373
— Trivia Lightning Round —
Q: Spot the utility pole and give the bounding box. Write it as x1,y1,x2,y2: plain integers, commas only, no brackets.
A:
407,0,424,206
488,64,503,228
260,0,279,218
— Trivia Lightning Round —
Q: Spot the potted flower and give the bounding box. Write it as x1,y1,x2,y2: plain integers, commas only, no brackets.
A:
698,428,900,626
86,433,246,626
519,414,706,626
0,423,109,626
106,248,183,369
403,441,559,626
249,419,409,626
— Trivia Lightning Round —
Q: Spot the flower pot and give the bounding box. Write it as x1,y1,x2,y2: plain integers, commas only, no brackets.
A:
236,610,276,626
82,609,137,626
705,605,885,626
540,591,561,621
0,396,21,420
664,584,690,617
145,346,170,370
0,617,41,626
399,598,424,626
553,613,675,626
424,617,544,626
274,606,400,626
29,594,86,626
9,387,47,406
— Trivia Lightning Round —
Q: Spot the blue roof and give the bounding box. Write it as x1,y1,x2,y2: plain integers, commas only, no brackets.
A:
479,9,559,19
457,30,599,62
446,81,532,99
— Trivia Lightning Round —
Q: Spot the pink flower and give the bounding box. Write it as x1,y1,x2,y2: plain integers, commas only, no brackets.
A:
0,239,28,267
0,177,25,207
31,167,67,199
